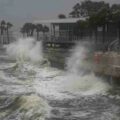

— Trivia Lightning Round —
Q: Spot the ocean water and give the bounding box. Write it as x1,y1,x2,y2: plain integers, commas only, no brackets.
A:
0,37,120,120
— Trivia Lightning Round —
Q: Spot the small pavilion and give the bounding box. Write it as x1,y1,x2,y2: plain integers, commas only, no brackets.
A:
34,17,87,42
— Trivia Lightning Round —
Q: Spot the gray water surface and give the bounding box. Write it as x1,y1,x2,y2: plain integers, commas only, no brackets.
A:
0,48,120,120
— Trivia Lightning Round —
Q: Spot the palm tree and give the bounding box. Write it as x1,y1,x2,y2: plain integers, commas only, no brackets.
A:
35,24,43,40
0,20,6,44
21,23,31,36
58,14,66,19
6,22,13,44
21,23,29,36
1,20,6,35
22,23,36,37
30,23,36,36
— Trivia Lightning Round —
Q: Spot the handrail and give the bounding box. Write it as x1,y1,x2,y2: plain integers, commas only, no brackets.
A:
108,39,119,51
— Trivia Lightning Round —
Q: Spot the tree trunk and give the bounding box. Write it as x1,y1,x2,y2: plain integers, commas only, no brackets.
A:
7,29,9,44
0,28,4,44
1,27,3,35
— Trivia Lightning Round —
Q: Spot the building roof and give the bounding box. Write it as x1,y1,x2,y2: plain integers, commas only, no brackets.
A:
34,17,87,24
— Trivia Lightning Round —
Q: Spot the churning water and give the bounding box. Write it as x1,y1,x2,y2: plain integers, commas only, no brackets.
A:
0,37,120,120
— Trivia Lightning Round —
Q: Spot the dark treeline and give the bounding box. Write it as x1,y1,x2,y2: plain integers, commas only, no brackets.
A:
20,23,49,40
21,0,120,49
69,0,109,18
0,20,13,44
58,0,120,49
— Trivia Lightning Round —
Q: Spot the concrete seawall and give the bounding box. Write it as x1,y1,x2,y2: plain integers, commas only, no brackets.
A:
44,48,120,80
93,52,120,78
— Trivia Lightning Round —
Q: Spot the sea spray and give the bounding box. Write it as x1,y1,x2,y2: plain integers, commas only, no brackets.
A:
6,37,43,63
5,37,110,99
62,73,110,96
5,37,50,74
0,36,119,120
66,43,89,74
35,42,110,100
64,42,110,95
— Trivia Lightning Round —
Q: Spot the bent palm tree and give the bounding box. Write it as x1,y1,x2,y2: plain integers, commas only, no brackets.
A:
30,23,36,36
0,20,6,44
6,22,13,44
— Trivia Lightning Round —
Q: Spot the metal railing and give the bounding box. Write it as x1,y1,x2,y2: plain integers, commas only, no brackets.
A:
108,39,119,51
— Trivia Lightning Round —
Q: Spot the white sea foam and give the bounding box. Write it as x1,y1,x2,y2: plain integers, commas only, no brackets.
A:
34,43,110,99
5,37,110,100
6,37,43,63
66,44,88,74
0,95,50,120
64,43,110,96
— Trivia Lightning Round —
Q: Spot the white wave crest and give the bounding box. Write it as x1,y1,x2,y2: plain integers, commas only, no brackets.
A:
6,37,43,63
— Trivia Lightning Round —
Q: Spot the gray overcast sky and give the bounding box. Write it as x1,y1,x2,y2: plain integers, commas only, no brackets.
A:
0,0,120,28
